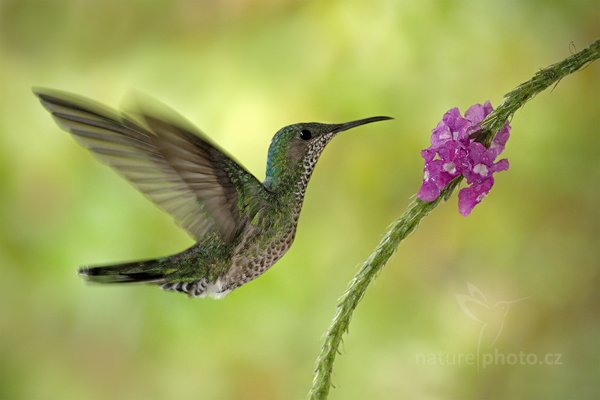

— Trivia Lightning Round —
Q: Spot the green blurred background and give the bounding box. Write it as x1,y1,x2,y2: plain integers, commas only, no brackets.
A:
1,1,599,399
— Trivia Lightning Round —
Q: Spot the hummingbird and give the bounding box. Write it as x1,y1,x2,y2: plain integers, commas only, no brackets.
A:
34,88,391,299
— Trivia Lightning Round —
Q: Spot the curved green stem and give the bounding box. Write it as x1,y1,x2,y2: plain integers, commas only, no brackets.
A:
308,38,600,400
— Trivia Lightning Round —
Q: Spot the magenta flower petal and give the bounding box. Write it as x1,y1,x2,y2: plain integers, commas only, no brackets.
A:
464,101,493,133
458,178,494,216
442,108,471,142
458,186,479,216
492,158,509,172
431,121,452,147
442,108,462,127
417,180,441,202
467,141,487,164
421,148,436,162
464,103,486,125
417,161,442,202
490,122,511,156
436,140,458,162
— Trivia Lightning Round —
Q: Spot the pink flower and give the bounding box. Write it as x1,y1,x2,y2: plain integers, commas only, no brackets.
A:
417,102,510,216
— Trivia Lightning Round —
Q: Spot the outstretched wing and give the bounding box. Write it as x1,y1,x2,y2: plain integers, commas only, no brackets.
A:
34,88,265,243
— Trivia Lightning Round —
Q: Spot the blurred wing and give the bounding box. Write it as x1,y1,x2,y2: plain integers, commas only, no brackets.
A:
34,88,264,242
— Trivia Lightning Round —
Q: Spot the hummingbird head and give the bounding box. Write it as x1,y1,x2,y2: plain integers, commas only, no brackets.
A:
264,116,392,192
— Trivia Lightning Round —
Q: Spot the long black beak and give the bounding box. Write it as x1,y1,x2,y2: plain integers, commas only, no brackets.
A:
330,116,393,134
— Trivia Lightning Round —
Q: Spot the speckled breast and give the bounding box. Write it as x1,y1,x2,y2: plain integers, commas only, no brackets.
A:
222,224,297,292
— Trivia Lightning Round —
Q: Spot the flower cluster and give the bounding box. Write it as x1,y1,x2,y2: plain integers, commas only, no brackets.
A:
417,101,510,216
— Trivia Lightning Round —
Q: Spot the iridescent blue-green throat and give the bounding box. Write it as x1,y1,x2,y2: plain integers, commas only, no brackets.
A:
35,88,391,299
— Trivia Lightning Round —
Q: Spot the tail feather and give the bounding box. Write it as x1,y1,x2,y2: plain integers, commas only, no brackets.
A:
76,249,226,298
79,259,167,284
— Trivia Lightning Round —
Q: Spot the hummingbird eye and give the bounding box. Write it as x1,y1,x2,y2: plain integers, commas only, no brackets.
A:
299,129,312,141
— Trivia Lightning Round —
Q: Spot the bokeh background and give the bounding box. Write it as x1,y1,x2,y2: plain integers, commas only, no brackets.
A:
1,1,599,399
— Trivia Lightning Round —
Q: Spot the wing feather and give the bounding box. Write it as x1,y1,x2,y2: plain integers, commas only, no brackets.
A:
34,88,265,242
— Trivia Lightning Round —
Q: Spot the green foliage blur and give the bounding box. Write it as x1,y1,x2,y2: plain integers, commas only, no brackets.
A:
1,1,599,399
